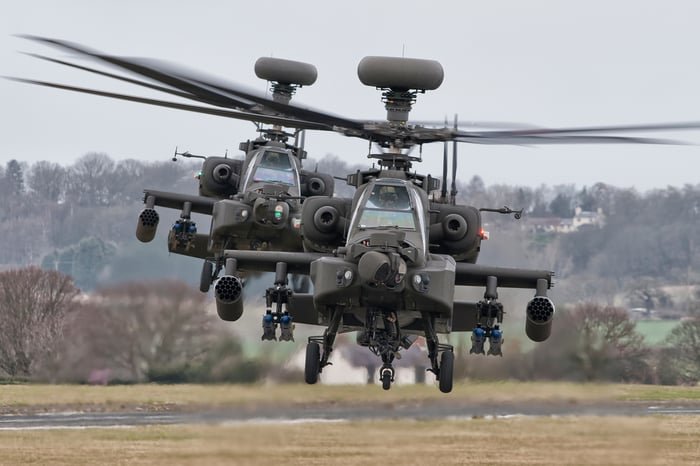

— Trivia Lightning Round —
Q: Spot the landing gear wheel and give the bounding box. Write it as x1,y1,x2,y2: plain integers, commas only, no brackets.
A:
200,261,213,293
438,350,454,394
381,369,392,390
304,342,321,385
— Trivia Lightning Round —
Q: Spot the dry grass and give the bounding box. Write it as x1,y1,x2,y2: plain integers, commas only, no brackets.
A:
0,382,697,413
0,416,697,465
0,383,698,465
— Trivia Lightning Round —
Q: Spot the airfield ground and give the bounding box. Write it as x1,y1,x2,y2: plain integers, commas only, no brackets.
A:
1,381,699,413
0,382,698,465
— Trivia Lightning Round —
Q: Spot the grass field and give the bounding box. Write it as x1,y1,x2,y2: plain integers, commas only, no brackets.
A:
0,382,698,465
0,381,698,412
0,416,698,465
635,319,680,345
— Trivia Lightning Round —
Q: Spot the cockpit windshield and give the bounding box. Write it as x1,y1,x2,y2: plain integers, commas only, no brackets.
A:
251,151,296,186
358,184,416,230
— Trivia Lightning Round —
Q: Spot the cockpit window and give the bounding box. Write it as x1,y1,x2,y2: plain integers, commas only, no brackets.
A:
259,151,292,170
251,151,295,186
358,185,416,230
365,185,411,210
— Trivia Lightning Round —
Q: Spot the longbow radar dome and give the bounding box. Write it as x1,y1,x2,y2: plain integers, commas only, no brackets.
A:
357,56,444,91
254,57,318,86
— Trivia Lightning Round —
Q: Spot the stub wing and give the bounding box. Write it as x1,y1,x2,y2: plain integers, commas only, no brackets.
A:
221,250,327,275
143,189,215,215
454,262,553,290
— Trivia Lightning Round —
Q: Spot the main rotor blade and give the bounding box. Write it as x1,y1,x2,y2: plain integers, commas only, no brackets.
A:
410,119,541,130
5,77,331,130
23,52,204,103
20,35,366,132
20,35,260,110
454,134,686,145
457,121,700,138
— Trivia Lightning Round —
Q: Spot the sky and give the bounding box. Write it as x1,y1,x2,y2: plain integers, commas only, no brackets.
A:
1,0,699,190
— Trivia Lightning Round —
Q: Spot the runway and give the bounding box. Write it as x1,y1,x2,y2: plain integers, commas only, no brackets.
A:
1,401,698,430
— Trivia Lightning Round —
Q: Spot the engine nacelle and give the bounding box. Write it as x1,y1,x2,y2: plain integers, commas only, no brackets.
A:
300,171,334,197
214,275,244,321
301,197,350,252
313,206,339,233
429,204,481,263
199,157,242,198
441,213,468,241
525,296,555,342
136,208,159,243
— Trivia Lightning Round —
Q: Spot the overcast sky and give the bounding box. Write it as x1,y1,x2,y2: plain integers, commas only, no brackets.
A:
1,0,699,190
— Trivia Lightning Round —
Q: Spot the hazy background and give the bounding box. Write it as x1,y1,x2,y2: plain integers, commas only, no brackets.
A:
1,0,699,189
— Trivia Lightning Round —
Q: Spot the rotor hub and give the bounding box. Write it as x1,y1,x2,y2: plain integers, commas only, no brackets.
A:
381,89,420,123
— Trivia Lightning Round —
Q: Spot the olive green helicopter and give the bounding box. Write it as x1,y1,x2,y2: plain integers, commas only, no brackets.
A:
11,38,700,392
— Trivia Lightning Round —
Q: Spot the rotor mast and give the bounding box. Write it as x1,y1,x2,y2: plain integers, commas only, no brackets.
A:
357,56,444,176
252,57,318,148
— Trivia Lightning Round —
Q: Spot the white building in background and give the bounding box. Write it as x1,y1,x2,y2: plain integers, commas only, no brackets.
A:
526,206,605,234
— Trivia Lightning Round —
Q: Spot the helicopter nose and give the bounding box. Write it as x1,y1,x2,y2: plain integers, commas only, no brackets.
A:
357,251,406,287
358,251,391,284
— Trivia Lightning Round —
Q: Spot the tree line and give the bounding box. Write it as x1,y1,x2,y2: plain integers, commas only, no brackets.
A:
1,153,698,306
0,268,266,383
1,267,699,385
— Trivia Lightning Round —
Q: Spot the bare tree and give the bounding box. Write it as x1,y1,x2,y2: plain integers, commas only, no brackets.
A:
532,303,649,382
660,317,700,383
572,303,650,381
72,280,219,381
27,161,66,202
0,267,79,378
66,152,115,206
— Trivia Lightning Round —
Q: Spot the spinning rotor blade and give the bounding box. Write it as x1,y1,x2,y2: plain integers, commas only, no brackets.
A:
463,121,700,137
453,134,685,145
5,77,331,130
20,35,365,132
17,36,700,147
411,119,541,130
402,124,694,145
23,52,203,103
20,35,262,110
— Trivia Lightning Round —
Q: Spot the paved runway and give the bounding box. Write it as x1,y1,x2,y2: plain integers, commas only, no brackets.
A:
1,401,698,429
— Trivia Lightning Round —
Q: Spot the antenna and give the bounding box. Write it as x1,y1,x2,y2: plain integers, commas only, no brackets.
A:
172,147,207,161
450,114,458,205
299,129,307,162
441,118,448,201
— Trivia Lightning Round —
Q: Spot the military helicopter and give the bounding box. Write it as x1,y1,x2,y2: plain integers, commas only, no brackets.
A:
203,56,700,392
12,40,700,391
11,36,336,298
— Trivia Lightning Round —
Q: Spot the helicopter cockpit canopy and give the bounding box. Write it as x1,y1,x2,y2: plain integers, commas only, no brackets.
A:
345,179,428,260
242,149,300,195
358,184,415,230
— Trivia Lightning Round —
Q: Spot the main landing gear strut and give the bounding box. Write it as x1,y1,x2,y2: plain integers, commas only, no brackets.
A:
303,307,455,394
422,312,455,393
304,307,343,385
